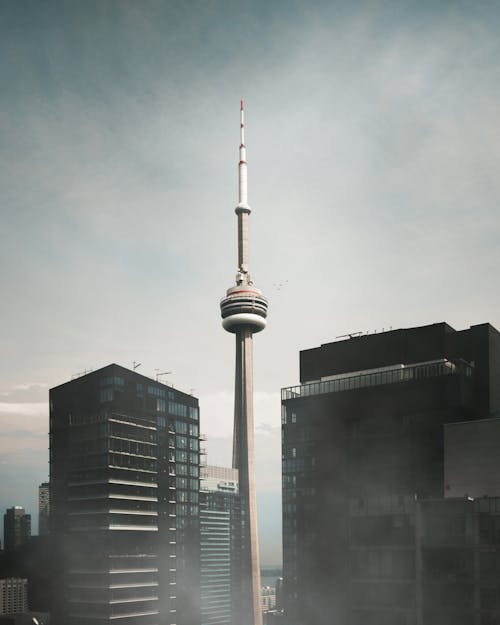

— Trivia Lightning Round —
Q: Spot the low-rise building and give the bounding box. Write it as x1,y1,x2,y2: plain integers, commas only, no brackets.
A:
0,579,28,615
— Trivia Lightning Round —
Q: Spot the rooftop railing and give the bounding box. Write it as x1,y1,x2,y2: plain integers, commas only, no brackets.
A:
281,358,473,401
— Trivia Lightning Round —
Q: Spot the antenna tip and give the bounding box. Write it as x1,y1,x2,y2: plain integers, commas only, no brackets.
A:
240,99,244,110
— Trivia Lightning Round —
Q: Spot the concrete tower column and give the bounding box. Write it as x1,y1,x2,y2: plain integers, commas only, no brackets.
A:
233,327,262,625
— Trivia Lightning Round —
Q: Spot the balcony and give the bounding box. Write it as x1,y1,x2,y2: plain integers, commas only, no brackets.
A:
281,359,473,401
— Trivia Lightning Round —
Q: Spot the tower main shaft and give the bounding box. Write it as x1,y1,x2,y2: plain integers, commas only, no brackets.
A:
220,101,268,625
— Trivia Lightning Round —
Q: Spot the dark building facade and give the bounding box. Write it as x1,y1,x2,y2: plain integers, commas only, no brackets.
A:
416,496,500,625
281,322,500,625
444,418,500,499
50,364,200,625
3,509,31,552
38,483,50,537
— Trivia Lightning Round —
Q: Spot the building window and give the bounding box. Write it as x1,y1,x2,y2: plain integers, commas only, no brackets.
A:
189,452,198,465
189,406,198,420
169,402,188,417
175,421,188,434
157,398,166,412
177,450,188,463
177,463,188,476
101,376,124,388
100,388,113,403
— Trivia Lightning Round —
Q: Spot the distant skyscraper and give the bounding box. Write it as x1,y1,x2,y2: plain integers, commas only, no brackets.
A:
200,465,240,625
260,587,276,613
281,322,500,625
3,507,31,551
219,101,268,625
0,578,28,615
50,364,201,625
274,577,283,612
201,465,239,493
38,483,50,536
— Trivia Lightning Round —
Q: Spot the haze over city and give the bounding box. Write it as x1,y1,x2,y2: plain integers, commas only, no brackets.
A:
1,0,500,568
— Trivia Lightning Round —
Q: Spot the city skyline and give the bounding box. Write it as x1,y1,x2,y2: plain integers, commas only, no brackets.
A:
2,0,500,566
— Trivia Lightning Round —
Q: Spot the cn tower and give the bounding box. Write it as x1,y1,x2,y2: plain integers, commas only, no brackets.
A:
220,101,268,625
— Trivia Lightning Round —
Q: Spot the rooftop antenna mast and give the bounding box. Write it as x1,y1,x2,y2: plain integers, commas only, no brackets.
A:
155,370,172,382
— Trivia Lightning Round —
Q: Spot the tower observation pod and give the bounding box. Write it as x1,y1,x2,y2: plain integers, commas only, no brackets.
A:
219,101,268,625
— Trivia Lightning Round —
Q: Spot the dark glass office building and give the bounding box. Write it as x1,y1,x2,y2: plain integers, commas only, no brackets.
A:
50,364,200,625
3,507,31,552
281,322,500,625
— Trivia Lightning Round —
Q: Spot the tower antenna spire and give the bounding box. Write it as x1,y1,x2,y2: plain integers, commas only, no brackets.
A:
239,99,248,209
236,99,252,282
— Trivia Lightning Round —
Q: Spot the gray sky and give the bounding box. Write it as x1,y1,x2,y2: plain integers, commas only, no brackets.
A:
1,0,500,565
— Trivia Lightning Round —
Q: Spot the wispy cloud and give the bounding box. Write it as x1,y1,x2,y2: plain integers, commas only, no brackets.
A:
13,383,48,391
0,402,48,457
0,402,48,418
200,390,280,440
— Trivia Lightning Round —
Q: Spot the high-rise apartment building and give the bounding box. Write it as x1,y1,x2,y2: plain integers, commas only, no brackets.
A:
3,509,31,552
38,484,50,536
281,322,500,625
50,363,200,625
200,466,240,625
0,578,28,615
